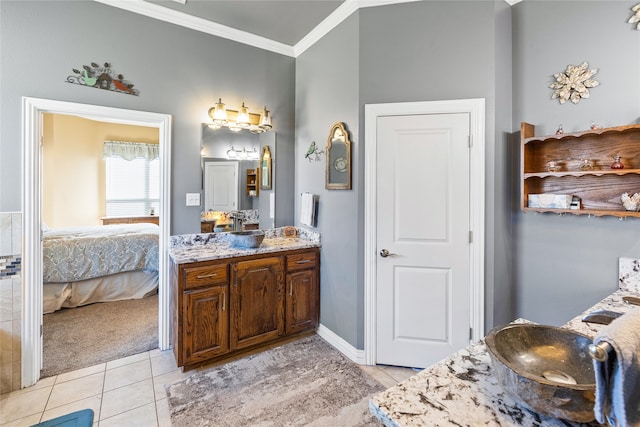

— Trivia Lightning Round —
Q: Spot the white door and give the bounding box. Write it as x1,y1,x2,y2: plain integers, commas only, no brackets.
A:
204,161,238,211
376,113,471,369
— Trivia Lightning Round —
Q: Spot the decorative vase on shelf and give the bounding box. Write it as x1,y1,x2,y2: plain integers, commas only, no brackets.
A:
611,155,624,170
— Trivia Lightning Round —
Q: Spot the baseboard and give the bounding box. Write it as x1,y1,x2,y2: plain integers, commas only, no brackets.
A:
316,324,366,365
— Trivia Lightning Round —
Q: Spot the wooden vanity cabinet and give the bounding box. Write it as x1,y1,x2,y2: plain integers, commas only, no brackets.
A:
173,263,229,367
183,285,229,364
285,251,319,335
231,256,285,351
171,247,320,369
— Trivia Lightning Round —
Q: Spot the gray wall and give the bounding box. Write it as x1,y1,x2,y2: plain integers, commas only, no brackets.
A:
295,13,361,346
4,0,636,353
0,0,295,234
512,1,640,326
295,1,511,349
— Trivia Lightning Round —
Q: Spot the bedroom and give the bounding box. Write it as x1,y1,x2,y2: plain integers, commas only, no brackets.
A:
41,113,161,375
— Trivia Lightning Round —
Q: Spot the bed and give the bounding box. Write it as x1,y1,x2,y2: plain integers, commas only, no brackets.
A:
43,223,159,314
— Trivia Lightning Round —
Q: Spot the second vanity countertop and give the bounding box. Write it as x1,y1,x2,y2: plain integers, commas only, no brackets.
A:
370,285,640,427
169,227,321,265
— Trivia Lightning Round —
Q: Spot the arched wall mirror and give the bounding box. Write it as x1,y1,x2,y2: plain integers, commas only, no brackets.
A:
326,122,352,190
201,125,276,228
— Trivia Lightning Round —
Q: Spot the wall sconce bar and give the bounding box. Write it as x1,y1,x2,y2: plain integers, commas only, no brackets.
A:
208,98,272,134
227,146,259,160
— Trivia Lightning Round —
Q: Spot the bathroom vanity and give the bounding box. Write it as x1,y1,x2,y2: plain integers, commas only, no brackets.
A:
169,228,320,370
370,262,640,426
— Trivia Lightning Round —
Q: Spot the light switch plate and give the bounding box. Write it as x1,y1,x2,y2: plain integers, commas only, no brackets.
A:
186,193,201,206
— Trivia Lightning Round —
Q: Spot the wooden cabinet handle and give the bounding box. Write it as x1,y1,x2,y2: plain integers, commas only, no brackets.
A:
251,268,270,273
196,272,218,279
295,260,311,264
222,292,225,311
290,280,293,296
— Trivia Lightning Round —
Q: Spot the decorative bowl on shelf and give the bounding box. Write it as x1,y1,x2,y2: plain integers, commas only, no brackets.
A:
229,230,265,248
485,324,596,422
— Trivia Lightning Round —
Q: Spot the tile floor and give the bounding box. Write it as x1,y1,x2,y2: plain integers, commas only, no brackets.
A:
0,348,416,427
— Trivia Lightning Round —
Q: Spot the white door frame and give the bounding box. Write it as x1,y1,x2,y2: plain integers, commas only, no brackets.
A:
21,97,172,387
364,98,485,365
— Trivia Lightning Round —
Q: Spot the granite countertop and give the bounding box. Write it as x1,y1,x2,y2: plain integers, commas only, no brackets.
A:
370,288,640,427
169,227,320,265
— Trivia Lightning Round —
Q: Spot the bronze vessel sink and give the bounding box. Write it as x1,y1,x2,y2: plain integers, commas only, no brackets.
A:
485,324,595,422
229,230,265,248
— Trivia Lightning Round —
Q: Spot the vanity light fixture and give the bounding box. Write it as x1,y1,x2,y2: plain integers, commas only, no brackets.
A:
207,98,273,134
226,146,259,161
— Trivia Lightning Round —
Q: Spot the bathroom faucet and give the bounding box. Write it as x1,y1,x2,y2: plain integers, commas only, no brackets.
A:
231,211,243,231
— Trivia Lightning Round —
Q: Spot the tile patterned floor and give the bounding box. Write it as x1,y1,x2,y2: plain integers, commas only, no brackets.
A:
0,349,416,426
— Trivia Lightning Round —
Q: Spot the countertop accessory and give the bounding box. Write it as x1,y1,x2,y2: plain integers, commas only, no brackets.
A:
485,323,596,422
283,226,298,238
229,230,265,248
582,310,623,325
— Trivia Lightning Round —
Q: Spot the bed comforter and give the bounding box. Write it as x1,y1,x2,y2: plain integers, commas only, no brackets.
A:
43,223,159,283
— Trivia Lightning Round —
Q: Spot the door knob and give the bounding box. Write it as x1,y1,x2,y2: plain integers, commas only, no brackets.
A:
379,249,396,258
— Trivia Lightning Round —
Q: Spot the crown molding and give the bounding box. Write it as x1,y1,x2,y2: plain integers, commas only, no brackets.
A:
93,0,296,57
95,0,515,59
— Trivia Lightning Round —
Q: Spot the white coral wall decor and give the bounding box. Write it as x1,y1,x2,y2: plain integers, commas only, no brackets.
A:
549,62,599,104
629,3,640,29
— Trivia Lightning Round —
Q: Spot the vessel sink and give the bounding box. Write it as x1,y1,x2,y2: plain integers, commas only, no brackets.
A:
229,230,265,248
484,323,595,422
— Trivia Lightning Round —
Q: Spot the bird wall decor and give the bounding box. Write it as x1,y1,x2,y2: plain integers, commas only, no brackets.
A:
66,62,139,96
305,141,324,162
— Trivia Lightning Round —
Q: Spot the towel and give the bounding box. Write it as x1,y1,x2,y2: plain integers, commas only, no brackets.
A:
300,193,318,227
593,307,640,426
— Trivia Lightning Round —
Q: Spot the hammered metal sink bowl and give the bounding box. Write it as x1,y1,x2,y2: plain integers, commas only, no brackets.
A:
229,230,265,248
485,324,596,422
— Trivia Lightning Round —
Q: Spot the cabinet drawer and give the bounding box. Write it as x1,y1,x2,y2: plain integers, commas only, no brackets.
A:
286,252,317,271
183,264,228,290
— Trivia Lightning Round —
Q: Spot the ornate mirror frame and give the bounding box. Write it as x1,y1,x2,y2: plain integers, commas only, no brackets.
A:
325,122,352,190
260,145,272,190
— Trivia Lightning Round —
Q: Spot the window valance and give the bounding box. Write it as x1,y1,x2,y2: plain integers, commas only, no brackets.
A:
103,141,159,161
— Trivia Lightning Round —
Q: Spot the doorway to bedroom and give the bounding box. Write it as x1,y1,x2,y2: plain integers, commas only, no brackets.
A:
40,113,161,377
22,97,172,388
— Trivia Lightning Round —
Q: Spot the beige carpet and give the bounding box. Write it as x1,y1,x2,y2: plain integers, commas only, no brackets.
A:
165,334,385,426
42,294,158,378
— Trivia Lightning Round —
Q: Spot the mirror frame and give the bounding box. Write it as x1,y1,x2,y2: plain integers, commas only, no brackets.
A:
260,145,272,190
325,122,352,190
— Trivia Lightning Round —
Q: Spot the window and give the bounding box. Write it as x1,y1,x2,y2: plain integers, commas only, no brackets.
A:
104,142,159,217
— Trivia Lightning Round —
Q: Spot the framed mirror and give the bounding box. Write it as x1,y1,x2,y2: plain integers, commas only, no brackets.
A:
261,145,272,190
326,122,351,190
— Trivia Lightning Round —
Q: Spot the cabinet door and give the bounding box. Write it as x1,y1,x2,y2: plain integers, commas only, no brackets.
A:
183,285,229,365
231,257,284,351
286,269,319,335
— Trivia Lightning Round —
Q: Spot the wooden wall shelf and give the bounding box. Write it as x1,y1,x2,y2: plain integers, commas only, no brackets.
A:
521,122,640,218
